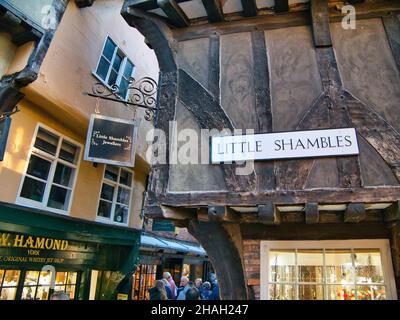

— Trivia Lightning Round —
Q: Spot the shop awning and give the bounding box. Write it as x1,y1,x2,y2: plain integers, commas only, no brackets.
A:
140,233,206,257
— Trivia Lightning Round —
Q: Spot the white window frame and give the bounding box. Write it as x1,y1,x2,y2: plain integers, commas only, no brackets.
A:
95,164,133,226
260,239,397,300
93,36,135,100
16,123,82,215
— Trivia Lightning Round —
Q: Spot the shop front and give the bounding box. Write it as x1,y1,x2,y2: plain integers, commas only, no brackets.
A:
132,232,210,300
0,202,141,300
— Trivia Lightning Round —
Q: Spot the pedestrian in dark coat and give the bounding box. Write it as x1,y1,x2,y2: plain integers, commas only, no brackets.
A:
200,282,212,300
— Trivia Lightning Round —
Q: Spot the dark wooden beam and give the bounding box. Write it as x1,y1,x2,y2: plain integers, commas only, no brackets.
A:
385,201,400,222
241,0,257,17
174,11,310,41
345,90,400,183
251,30,275,190
125,0,192,11
208,35,220,101
178,69,257,192
310,0,332,47
241,222,389,240
382,15,400,73
314,48,361,188
157,0,190,27
75,0,95,8
275,0,289,13
344,203,366,223
202,0,224,23
207,206,240,222
305,203,319,224
258,203,281,225
174,3,400,41
160,187,400,207
188,221,248,299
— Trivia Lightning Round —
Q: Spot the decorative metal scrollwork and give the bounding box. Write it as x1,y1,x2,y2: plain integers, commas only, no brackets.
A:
86,76,159,122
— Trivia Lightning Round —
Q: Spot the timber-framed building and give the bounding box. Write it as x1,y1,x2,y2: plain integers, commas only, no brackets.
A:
118,0,400,300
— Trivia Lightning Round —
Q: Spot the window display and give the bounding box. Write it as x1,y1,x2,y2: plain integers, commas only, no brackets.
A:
0,270,20,300
21,270,78,300
133,265,157,300
263,241,393,300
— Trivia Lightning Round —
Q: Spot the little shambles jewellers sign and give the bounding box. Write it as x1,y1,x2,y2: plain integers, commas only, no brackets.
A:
84,114,139,167
211,128,359,163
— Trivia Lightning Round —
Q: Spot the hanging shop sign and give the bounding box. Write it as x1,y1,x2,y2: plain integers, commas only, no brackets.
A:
84,114,139,167
0,117,11,161
211,128,359,163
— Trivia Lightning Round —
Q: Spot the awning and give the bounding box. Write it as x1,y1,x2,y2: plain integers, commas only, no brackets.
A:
140,233,207,257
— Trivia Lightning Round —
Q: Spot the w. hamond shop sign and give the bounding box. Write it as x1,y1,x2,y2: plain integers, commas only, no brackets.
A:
211,128,359,163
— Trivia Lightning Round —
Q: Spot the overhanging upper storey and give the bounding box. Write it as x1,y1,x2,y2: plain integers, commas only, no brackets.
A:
122,0,400,225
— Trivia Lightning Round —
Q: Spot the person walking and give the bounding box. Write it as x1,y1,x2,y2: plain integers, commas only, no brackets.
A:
195,278,204,297
161,278,173,299
210,273,220,300
163,272,177,299
200,282,212,300
176,276,190,300
185,287,200,300
148,280,168,300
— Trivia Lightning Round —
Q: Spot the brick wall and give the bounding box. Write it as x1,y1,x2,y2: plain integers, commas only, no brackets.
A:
243,239,261,299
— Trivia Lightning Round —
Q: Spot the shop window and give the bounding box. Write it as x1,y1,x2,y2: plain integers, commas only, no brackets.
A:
133,265,157,300
0,270,20,300
260,240,397,300
94,36,135,100
17,125,82,214
96,165,133,225
21,271,78,300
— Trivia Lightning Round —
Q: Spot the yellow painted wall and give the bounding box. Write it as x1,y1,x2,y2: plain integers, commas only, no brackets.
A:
0,0,159,229
0,99,148,228
23,0,159,161
0,33,17,78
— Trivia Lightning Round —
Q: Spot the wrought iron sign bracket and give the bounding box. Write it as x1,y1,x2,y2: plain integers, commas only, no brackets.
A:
83,77,159,122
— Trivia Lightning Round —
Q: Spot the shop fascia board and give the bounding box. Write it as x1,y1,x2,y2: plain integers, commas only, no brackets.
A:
0,202,141,246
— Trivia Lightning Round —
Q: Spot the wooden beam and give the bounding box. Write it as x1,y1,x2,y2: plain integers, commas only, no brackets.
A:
241,222,389,240
202,0,224,23
188,221,248,299
157,0,190,27
385,201,400,222
75,0,95,8
344,203,366,223
258,202,281,225
310,0,332,47
345,90,400,182
251,30,275,190
314,48,361,188
178,69,257,192
305,203,319,224
241,0,257,17
275,0,289,13
160,187,400,207
125,0,192,11
382,15,400,73
207,206,240,222
174,3,400,41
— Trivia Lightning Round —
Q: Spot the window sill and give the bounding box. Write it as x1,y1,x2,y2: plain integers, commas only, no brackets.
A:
95,216,129,227
15,198,70,216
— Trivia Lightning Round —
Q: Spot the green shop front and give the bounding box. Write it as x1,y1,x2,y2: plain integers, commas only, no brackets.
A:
0,202,141,300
